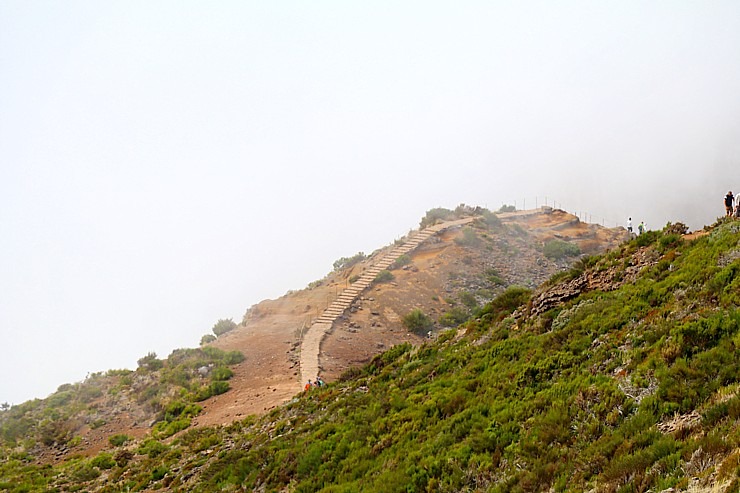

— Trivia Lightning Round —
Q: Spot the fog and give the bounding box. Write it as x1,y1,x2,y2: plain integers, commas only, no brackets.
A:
2,2,740,405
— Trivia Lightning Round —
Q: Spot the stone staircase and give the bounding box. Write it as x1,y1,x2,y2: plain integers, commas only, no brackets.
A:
299,216,477,385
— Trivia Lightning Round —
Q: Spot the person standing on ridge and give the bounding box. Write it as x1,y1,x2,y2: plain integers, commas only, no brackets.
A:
627,217,633,234
638,221,645,235
725,191,735,216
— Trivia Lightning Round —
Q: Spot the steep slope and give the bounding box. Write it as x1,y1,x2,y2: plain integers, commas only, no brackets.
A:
0,207,627,466
5,218,740,492
204,207,627,426
12,217,735,492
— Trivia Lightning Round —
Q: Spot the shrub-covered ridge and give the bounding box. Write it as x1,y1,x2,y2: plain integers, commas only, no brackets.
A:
3,220,740,492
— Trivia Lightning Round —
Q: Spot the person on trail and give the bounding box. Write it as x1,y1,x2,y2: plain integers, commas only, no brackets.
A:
638,221,645,235
725,191,735,216
627,218,633,234
315,376,325,387
304,380,312,391
735,203,740,218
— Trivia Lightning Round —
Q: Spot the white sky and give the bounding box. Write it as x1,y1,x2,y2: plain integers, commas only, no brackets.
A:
2,1,740,405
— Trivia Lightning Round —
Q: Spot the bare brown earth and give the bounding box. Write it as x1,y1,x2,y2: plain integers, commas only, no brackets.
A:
196,208,629,428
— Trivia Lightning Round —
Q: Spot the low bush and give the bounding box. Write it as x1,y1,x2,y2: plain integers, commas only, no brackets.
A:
480,209,502,228
211,366,234,381
374,270,394,283
543,239,581,260
109,434,131,447
137,352,163,372
402,309,434,336
90,452,116,470
391,255,411,270
420,207,455,228
439,307,470,327
333,252,366,271
454,227,480,247
137,438,168,458
212,318,237,337
485,268,506,286
459,291,479,309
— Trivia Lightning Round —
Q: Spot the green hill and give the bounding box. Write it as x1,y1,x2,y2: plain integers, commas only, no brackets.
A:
3,219,740,492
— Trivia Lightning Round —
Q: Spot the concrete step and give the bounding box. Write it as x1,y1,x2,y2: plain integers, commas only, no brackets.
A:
328,302,350,309
340,289,362,296
327,302,349,309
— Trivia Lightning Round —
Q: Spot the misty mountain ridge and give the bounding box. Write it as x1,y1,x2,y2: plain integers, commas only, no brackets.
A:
3,206,740,492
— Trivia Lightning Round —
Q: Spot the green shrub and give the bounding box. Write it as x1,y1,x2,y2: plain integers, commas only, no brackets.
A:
498,204,516,213
333,252,367,271
152,465,169,481
420,207,455,228
71,463,100,482
374,270,394,283
108,434,131,447
391,254,411,270
210,381,230,396
485,268,506,286
137,352,163,372
349,274,360,283
222,350,245,365
543,239,581,259
90,452,116,470
635,230,660,247
307,279,323,289
212,318,237,337
211,366,234,381
200,334,216,345
402,309,434,335
459,291,479,309
481,209,502,228
153,417,191,439
454,227,480,247
138,438,168,458
439,307,470,327
482,286,532,321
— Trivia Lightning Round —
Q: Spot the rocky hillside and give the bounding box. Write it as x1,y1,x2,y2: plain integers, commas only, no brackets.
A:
0,205,644,489
3,216,739,491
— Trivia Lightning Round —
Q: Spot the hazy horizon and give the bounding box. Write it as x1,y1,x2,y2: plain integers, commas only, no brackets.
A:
2,2,740,405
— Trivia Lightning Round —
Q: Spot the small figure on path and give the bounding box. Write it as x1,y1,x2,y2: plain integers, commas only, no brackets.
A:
304,380,312,391
725,191,735,216
627,217,633,234
638,221,645,235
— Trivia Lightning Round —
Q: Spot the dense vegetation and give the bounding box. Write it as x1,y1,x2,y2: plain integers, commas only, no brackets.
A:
0,346,244,474
3,219,740,492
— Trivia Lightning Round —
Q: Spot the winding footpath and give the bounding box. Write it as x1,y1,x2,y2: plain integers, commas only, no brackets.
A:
299,217,477,385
